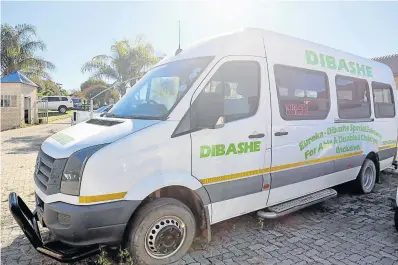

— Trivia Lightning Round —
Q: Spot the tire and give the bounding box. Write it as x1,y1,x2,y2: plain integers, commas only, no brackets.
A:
58,105,67,114
353,158,377,194
127,198,196,265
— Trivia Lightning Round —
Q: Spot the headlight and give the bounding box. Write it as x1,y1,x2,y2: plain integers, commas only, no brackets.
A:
61,144,107,195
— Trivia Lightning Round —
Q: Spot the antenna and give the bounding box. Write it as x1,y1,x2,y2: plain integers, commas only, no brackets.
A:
175,20,183,55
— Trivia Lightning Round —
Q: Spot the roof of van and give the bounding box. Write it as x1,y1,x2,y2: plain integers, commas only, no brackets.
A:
158,28,392,78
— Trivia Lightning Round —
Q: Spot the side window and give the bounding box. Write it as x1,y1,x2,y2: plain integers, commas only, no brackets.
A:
48,97,59,102
61,97,68,101
372,82,395,118
195,61,260,124
274,65,330,120
336,75,371,119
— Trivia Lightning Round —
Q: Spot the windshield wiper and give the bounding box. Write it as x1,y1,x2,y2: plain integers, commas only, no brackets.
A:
121,115,167,120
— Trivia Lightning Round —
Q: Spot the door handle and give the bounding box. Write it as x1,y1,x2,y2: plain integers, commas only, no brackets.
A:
274,131,288,136
248,133,265,139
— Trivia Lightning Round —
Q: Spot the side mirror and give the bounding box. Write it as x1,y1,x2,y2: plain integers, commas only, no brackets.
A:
100,112,106,117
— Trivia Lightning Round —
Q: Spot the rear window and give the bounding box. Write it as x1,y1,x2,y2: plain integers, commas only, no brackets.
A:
372,82,395,118
274,65,330,120
336,75,371,119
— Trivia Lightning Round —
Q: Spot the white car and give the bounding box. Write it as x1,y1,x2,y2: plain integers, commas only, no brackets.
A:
71,105,113,125
40,96,73,113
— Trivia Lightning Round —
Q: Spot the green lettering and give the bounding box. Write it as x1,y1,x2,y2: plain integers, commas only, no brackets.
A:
356,63,366,76
225,143,237,155
200,146,211,158
348,61,356,74
366,66,373,77
326,56,337,69
238,142,245,154
320,54,326,67
337,59,349,73
253,141,261,152
211,145,216,156
216,144,225,156
305,50,318,65
318,143,324,152
245,142,254,153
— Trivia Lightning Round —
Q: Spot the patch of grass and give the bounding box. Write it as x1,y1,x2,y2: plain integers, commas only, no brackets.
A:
94,247,134,265
47,110,73,123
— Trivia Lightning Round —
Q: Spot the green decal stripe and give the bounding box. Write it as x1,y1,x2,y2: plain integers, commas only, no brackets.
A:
51,132,75,145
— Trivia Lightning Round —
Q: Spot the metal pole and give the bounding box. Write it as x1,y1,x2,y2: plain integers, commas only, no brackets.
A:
90,99,93,119
89,76,140,119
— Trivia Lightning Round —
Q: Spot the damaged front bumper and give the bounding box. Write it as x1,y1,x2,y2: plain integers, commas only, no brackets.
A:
8,192,100,263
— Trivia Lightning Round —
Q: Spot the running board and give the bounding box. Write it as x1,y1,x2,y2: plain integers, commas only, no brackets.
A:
257,188,337,219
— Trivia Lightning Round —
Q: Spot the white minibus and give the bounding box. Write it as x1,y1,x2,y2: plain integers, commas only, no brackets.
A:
9,28,398,265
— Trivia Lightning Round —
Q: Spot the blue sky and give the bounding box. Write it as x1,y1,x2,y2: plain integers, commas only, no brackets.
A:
1,1,397,91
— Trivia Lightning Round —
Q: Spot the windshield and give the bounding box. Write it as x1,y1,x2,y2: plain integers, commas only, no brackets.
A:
95,105,110,113
108,57,213,119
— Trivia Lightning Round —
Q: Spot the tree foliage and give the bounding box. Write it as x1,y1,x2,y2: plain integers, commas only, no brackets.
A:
81,36,159,96
79,79,119,106
1,23,55,80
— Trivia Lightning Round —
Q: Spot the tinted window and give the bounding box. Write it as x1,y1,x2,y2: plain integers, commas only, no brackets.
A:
48,97,60,102
194,61,260,124
372,82,395,118
61,97,68,101
274,65,330,120
336,76,371,119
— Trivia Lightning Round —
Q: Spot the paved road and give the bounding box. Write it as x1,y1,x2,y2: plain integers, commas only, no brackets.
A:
2,123,398,265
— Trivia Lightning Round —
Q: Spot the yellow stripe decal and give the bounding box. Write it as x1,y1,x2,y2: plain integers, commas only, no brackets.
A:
79,192,127,203
200,151,363,185
378,143,397,150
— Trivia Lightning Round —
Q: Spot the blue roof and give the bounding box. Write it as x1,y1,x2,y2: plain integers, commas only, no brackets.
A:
1,71,38,87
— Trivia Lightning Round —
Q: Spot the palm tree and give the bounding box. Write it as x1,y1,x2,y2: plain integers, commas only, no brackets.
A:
1,24,55,81
81,36,159,96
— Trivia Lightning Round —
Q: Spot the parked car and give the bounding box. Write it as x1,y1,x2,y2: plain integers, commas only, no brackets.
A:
71,98,82,110
71,104,113,125
40,96,73,113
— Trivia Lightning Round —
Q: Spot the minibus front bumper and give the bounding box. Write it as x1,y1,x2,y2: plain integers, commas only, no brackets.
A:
8,192,100,263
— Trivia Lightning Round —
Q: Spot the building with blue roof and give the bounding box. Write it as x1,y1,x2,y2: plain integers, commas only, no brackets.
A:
1,71,39,130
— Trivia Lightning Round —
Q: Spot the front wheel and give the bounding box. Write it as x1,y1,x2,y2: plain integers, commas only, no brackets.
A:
127,198,196,265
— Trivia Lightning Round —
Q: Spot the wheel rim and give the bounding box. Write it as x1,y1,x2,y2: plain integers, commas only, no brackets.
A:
144,216,186,259
363,166,375,191
61,107,66,113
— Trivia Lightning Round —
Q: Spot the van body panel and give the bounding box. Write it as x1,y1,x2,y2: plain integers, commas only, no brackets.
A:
23,29,398,255
189,56,271,223
41,118,160,159
80,121,193,198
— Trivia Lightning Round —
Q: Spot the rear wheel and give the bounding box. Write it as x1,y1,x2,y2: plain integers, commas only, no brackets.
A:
127,198,196,265
58,105,67,113
353,159,376,194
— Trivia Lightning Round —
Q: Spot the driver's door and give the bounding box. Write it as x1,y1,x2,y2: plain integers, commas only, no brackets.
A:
190,56,271,224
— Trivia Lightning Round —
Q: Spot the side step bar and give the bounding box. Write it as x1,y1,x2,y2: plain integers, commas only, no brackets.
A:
258,188,337,219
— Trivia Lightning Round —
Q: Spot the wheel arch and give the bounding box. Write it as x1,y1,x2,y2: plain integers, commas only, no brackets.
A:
123,182,211,245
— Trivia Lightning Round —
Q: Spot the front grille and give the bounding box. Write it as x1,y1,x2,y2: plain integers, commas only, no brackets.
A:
34,149,67,195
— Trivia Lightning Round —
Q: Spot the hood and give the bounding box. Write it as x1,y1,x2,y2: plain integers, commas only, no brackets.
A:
41,118,161,159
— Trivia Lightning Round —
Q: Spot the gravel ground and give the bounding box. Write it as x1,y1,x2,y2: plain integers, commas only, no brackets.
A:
2,123,398,265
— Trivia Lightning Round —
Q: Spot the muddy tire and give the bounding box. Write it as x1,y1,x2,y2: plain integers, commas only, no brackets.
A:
353,159,376,194
127,198,196,265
